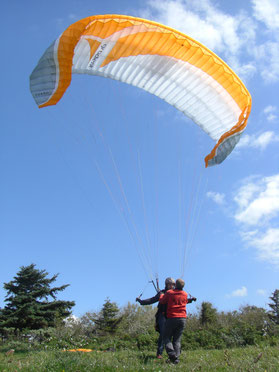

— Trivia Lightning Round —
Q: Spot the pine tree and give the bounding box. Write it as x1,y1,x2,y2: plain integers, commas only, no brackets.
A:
94,298,123,335
0,264,75,332
268,289,279,325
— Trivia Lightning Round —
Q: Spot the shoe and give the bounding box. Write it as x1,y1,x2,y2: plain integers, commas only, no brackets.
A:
156,355,163,359
166,357,179,364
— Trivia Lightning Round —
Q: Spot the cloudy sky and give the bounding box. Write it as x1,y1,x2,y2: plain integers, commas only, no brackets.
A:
1,0,278,315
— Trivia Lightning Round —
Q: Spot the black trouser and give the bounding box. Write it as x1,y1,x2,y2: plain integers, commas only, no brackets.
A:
163,318,186,361
157,313,166,355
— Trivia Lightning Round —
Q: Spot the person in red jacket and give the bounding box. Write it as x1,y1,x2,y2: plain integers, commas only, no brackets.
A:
159,278,196,364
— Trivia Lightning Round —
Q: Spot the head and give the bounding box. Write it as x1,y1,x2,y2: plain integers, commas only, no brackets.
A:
175,278,185,290
165,277,175,290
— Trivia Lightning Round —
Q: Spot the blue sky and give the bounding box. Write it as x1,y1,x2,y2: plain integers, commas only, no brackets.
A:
1,0,279,316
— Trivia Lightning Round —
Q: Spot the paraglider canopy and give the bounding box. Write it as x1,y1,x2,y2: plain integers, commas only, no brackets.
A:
30,14,251,167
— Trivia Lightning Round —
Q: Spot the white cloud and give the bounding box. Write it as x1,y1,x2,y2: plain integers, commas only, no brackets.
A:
200,175,279,268
255,41,279,83
250,0,279,83
64,315,80,327
264,106,276,114
263,106,278,122
234,174,279,226
257,289,267,296
237,131,279,150
252,0,279,31
227,286,248,298
267,115,277,122
232,175,279,268
206,191,225,205
233,180,261,210
242,228,279,266
234,63,257,81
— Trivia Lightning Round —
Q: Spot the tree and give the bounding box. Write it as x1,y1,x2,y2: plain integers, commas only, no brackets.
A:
268,289,279,325
239,305,268,330
0,264,75,332
199,302,217,326
94,298,123,335
118,302,156,337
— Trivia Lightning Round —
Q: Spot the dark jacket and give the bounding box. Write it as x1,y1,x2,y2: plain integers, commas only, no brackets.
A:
138,289,167,316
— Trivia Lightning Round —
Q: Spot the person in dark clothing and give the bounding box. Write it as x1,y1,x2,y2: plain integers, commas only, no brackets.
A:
160,278,196,364
136,277,175,358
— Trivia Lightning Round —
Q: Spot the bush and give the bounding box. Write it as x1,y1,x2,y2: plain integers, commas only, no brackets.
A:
136,331,157,350
2,299,279,353
181,330,201,350
195,328,226,349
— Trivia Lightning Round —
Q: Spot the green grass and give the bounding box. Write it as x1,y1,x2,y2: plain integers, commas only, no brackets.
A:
0,346,278,371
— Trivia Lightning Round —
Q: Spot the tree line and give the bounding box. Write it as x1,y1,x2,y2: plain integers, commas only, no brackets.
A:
0,264,279,351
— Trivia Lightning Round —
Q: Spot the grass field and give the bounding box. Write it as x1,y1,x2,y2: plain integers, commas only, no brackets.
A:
0,345,278,371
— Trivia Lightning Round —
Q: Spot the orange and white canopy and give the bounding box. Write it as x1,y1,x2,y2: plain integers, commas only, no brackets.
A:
30,14,252,167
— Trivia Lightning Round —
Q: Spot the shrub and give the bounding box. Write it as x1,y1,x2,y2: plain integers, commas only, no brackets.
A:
136,331,157,350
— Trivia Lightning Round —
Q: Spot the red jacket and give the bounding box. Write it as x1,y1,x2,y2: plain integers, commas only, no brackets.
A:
159,289,188,318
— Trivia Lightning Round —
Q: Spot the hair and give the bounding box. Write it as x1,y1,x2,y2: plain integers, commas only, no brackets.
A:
165,277,175,285
175,278,185,290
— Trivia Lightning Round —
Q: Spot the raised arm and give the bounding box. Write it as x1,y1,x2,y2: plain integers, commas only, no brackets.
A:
136,291,161,305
